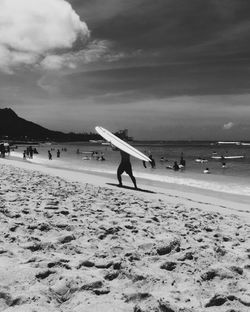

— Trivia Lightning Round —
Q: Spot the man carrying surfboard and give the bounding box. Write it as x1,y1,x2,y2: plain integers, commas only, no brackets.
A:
117,149,138,189
95,126,151,189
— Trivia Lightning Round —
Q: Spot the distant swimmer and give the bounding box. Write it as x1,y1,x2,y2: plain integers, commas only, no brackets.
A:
203,168,211,174
173,161,179,171
98,152,105,161
179,164,185,171
160,156,168,162
166,161,180,171
117,149,137,189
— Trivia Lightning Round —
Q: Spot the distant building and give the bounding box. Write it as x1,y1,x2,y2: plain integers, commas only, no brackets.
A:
114,129,133,141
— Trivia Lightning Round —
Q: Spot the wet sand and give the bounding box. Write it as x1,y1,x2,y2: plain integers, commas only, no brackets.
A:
0,160,250,312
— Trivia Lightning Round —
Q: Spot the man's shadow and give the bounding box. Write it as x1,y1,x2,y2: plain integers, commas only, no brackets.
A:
106,183,156,194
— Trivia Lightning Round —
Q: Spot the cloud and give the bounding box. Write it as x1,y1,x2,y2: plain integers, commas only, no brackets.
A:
74,0,250,68
0,0,89,72
40,40,114,70
223,122,234,130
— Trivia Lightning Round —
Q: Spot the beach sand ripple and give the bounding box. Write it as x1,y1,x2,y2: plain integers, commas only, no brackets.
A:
0,164,249,312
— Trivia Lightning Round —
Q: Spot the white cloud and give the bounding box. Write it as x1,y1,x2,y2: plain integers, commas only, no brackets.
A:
40,40,108,70
40,40,126,71
223,121,234,130
0,0,89,72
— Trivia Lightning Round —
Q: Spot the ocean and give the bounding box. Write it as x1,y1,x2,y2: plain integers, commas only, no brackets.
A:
12,141,250,197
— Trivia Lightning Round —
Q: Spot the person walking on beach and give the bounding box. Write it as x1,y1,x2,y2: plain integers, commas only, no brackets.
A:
48,150,52,160
117,149,137,189
0,144,5,158
57,149,60,158
29,146,33,159
6,145,10,156
26,147,30,158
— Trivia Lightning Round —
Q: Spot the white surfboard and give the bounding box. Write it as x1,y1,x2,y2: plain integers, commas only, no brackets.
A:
195,158,208,163
211,155,244,160
95,126,151,162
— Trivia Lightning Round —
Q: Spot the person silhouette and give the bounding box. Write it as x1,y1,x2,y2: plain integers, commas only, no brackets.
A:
173,161,179,171
48,150,52,160
180,152,186,167
149,155,156,168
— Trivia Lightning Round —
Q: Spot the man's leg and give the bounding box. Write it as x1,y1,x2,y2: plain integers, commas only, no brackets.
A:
117,164,124,186
129,173,137,189
126,164,138,189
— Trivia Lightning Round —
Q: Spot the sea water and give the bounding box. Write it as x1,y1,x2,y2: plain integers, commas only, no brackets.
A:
13,141,250,196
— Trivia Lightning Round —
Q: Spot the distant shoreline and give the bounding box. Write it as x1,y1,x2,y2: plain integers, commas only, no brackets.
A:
6,140,250,145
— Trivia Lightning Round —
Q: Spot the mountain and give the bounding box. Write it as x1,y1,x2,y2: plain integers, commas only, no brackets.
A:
0,108,99,142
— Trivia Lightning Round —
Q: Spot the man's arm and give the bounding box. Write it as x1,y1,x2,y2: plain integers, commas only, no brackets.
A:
110,143,119,151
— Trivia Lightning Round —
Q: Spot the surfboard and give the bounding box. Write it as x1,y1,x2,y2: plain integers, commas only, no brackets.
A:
211,155,244,160
95,126,151,162
195,158,208,163
217,141,241,145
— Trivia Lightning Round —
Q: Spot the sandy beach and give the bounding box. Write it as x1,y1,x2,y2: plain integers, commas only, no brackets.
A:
0,157,250,312
2,0,250,311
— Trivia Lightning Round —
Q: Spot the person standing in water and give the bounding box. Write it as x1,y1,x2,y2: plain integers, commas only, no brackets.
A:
143,154,156,169
173,161,179,171
180,152,186,167
117,149,137,189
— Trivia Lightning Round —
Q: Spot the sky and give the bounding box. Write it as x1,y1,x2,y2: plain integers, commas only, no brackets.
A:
0,0,250,140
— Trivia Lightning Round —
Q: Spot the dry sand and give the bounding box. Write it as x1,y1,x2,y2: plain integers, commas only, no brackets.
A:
0,161,250,312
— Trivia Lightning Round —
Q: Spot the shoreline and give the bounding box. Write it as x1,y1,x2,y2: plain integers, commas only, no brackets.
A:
8,150,250,197
9,149,250,197
1,154,250,220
